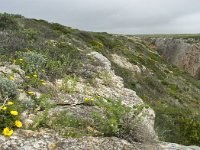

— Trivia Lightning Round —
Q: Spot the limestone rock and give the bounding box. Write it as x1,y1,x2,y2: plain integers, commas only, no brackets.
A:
155,38,200,79
0,130,198,150
0,64,25,84
160,142,200,150
18,92,30,102
89,51,111,72
111,53,141,74
0,130,145,150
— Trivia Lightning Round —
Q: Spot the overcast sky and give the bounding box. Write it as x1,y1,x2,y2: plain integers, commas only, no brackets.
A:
0,0,200,34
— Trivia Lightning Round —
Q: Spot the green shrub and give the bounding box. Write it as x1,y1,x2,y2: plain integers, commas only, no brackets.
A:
31,94,56,111
60,75,79,93
30,97,134,138
0,31,27,55
21,29,43,41
99,71,112,86
90,40,104,49
49,111,89,137
45,60,63,80
13,51,47,88
144,76,165,94
75,31,95,44
0,13,19,30
0,76,19,99
19,51,46,74
30,110,90,137
154,104,200,146
29,110,49,130
178,116,200,146
93,33,122,49
51,23,71,34
44,42,81,80
92,98,131,136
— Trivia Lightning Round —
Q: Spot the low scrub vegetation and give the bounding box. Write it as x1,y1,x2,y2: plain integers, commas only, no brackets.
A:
0,13,200,146
30,97,136,138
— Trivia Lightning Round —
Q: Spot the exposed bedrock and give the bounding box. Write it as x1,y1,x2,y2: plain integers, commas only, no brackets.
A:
154,38,200,79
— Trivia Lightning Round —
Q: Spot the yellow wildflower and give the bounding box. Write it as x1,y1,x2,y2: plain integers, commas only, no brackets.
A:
90,98,94,101
12,59,16,64
19,89,24,92
15,120,23,128
0,106,5,110
10,111,18,116
9,76,14,81
27,91,34,95
1,106,7,110
84,98,89,101
33,74,37,78
41,82,46,85
40,80,46,85
25,76,30,79
7,101,14,105
19,58,23,62
3,127,13,136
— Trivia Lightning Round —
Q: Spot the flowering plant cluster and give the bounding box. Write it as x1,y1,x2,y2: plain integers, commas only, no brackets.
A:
0,50,48,137
0,97,22,137
14,51,47,88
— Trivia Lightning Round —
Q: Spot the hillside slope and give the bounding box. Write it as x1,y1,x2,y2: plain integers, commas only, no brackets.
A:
0,13,200,149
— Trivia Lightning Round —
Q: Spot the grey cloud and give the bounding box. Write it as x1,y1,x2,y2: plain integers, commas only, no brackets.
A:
0,0,200,34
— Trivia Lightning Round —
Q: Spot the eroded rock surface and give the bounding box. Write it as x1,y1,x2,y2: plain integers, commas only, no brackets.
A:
0,129,158,150
111,53,141,74
0,130,199,150
155,38,200,79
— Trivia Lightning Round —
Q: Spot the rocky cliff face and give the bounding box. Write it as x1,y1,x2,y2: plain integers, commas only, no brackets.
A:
0,54,199,150
154,38,200,79
0,52,158,148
